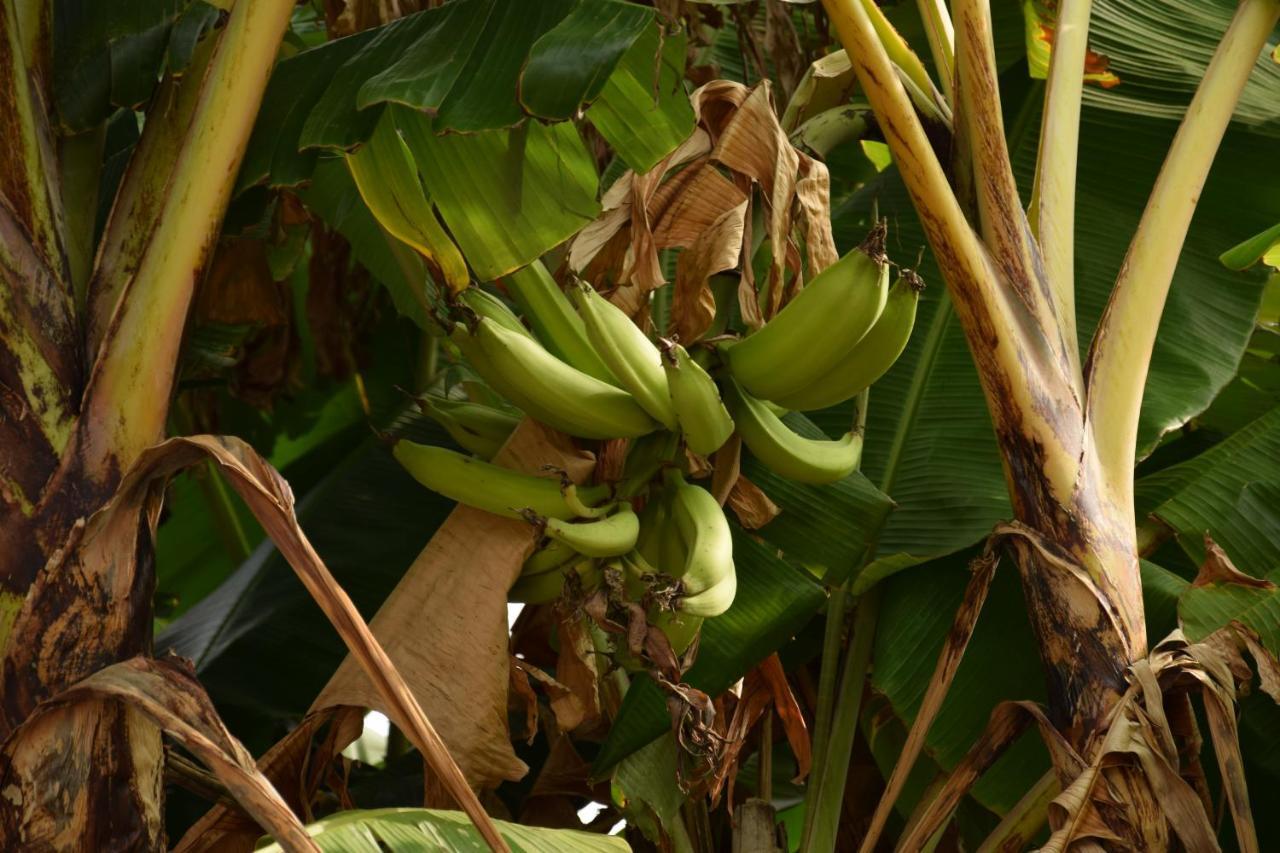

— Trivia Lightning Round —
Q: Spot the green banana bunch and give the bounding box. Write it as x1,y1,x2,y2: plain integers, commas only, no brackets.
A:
666,471,736,617
414,394,520,460
452,318,658,439
456,287,531,340
540,506,640,558
509,558,601,604
773,271,923,411
726,226,890,401
503,261,618,385
723,378,863,484
393,441,611,520
663,342,735,456
571,282,679,430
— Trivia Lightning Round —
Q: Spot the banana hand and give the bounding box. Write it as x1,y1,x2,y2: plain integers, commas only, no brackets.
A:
667,471,736,616
456,318,659,439
773,271,922,411
415,394,519,460
726,224,890,401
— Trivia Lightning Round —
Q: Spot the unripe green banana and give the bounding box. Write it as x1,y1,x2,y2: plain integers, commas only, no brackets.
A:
456,318,658,439
415,394,519,460
503,261,619,385
635,491,670,567
666,471,736,616
725,226,890,401
540,506,640,558
509,558,600,604
457,287,531,339
393,441,610,520
663,342,735,456
617,431,680,499
521,538,579,576
678,572,737,617
571,282,679,430
773,271,922,411
724,377,863,484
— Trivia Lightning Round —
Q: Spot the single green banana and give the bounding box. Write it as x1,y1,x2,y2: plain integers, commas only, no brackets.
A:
677,571,737,617
509,558,600,604
503,261,619,385
521,538,580,576
663,342,735,456
726,225,890,401
667,472,736,616
723,377,863,484
457,287,531,339
540,506,640,558
416,394,519,460
393,441,610,520
773,272,922,411
571,283,679,430
457,318,658,439
635,490,670,567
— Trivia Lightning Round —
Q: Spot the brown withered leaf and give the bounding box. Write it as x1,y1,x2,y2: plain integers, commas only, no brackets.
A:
173,709,350,852
710,434,742,505
672,198,747,342
312,419,595,787
549,611,603,733
727,474,781,530
757,654,811,782
12,656,319,853
509,659,540,745
1192,535,1276,589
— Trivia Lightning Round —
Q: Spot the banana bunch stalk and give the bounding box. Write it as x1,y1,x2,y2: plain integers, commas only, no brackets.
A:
396,228,917,654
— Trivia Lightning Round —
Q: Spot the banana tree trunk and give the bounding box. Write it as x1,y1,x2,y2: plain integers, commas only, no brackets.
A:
0,2,293,847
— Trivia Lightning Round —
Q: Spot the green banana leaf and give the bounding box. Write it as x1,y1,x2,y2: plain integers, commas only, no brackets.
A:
592,525,826,774
393,107,600,282
237,0,663,190
256,807,629,852
297,159,430,330
586,23,695,173
1135,406,1280,571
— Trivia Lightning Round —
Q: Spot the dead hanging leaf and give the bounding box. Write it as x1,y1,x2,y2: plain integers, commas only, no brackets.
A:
727,475,781,530
672,198,746,342
509,659,540,745
710,434,742,505
9,656,319,853
757,654,810,782
549,611,603,734
311,419,595,786
173,708,352,853
84,434,508,850
1192,535,1276,589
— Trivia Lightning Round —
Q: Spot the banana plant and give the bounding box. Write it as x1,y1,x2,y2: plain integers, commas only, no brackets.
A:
811,0,1280,847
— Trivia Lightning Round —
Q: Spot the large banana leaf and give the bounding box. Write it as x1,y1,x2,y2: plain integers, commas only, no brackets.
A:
237,0,665,192
257,807,629,852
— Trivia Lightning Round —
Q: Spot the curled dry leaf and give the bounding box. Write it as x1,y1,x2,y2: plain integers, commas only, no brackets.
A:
727,474,781,530
549,611,603,734
1192,535,1276,589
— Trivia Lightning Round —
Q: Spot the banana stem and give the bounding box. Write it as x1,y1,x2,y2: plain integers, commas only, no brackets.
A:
915,0,956,101
1084,0,1280,513
1030,0,1093,378
803,587,881,853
